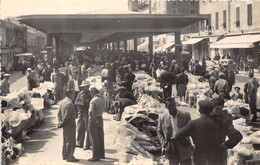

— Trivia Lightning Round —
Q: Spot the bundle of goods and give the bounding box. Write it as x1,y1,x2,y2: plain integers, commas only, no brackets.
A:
133,72,162,100
224,100,251,120
124,94,167,119
228,118,256,165
116,93,169,163
1,137,24,165
116,118,162,164
186,74,210,108
2,109,32,136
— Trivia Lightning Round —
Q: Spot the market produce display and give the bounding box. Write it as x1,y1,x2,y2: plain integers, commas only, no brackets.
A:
133,71,162,100
1,81,55,164
224,100,251,120
116,89,169,164
228,118,256,165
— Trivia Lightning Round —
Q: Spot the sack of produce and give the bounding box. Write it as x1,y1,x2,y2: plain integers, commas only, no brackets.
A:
30,98,44,111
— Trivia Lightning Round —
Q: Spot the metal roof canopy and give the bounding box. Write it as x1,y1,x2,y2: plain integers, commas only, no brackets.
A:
17,14,209,45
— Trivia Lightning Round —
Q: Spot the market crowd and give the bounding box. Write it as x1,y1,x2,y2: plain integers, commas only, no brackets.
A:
1,49,259,164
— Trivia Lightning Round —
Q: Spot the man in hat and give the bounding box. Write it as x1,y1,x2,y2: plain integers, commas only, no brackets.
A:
51,66,64,104
160,67,175,100
57,90,79,162
114,85,137,121
74,80,92,150
175,99,222,165
26,68,34,91
226,64,235,92
194,60,202,76
214,72,230,100
245,73,259,122
123,65,135,93
176,68,189,102
1,74,10,96
157,97,193,165
231,87,243,101
211,97,243,164
88,86,106,161
117,64,125,81
81,62,88,81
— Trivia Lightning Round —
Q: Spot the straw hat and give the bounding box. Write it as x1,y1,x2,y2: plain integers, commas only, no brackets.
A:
80,80,91,87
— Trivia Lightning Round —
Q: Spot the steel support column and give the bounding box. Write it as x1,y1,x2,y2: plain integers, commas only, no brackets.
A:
112,42,115,52
117,41,120,52
175,32,182,68
134,38,137,51
149,36,153,62
108,43,111,51
124,40,127,53
55,37,61,65
47,34,54,65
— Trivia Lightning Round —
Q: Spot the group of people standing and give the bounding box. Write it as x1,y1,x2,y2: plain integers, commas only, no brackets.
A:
207,64,259,122
58,80,106,162
158,96,243,165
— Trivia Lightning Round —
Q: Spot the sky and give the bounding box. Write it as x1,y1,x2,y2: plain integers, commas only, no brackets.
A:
0,0,129,19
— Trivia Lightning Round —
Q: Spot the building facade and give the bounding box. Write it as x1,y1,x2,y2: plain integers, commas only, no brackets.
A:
199,0,260,69
27,27,46,57
128,0,203,59
0,19,27,72
0,18,47,72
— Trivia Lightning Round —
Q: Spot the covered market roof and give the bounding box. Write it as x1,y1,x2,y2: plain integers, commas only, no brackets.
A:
16,8,209,45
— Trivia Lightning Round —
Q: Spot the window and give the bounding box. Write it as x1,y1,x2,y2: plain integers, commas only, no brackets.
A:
190,10,196,15
236,7,240,27
172,8,177,15
172,0,177,6
223,10,227,29
191,1,195,6
247,4,252,26
215,12,219,30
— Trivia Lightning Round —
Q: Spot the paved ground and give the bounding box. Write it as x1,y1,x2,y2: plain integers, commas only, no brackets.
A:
7,70,260,165
9,71,27,92
12,104,119,165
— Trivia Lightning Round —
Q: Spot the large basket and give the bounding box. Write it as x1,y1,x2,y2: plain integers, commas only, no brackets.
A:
9,119,29,135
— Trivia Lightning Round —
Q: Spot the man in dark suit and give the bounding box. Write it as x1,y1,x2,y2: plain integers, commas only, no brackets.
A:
57,90,79,162
157,97,193,165
212,98,243,165
160,68,174,100
175,99,242,165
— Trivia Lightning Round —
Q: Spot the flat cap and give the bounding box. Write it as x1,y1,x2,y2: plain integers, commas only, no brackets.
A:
212,97,224,106
198,99,214,114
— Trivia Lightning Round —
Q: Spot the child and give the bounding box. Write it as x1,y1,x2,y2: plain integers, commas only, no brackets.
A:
231,86,243,101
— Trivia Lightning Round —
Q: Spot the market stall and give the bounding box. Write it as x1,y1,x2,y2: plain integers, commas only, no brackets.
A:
1,81,55,164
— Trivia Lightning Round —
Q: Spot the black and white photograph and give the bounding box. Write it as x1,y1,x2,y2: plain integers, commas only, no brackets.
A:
1,0,260,164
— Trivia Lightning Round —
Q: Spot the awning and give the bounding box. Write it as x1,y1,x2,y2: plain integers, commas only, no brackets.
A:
182,38,205,45
15,53,33,57
155,42,175,53
75,46,87,51
40,51,47,54
210,34,260,48
138,41,148,51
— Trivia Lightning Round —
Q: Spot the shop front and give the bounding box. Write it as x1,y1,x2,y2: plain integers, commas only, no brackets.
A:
210,34,260,70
